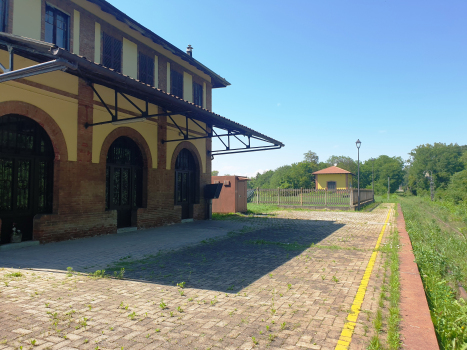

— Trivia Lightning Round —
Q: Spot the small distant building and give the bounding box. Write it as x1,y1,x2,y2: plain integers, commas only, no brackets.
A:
211,176,248,213
312,166,354,190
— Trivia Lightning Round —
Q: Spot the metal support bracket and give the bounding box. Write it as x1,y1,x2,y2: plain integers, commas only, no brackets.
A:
84,84,186,128
162,111,282,157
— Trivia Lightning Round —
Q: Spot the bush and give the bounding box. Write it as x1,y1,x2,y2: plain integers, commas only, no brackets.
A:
445,170,467,204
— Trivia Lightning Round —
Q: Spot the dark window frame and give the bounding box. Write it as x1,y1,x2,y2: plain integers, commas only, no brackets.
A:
174,149,199,205
0,114,54,216
0,0,8,33
44,4,70,50
102,32,122,73
327,181,337,191
170,69,183,98
138,52,154,87
105,136,143,211
193,82,203,107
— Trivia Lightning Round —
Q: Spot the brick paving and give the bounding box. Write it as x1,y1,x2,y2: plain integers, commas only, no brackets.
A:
0,220,252,272
0,204,394,350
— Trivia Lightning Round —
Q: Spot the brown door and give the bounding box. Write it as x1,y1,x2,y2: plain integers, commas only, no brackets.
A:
106,137,143,228
175,149,198,220
236,180,247,212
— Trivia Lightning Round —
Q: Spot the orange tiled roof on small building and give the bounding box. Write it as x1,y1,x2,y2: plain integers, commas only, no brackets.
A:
312,166,354,175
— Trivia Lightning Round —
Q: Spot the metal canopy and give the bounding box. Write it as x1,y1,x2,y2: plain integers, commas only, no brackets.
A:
0,33,284,157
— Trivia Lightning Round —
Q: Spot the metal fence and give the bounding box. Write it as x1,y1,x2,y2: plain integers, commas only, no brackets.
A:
249,188,374,209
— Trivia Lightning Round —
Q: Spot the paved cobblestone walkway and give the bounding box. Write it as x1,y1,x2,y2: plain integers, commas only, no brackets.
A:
0,204,394,350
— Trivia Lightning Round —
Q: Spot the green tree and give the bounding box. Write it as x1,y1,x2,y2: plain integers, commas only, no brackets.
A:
281,162,316,188
249,170,274,189
359,156,404,194
444,170,467,204
211,170,219,176
303,151,319,164
407,143,466,194
269,165,293,188
325,155,358,174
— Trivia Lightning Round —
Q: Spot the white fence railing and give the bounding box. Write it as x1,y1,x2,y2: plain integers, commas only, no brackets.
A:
249,188,374,209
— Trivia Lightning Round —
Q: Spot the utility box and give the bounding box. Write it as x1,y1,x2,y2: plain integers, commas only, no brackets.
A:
212,176,249,213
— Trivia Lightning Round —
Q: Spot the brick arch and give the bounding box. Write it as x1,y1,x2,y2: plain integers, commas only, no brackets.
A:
171,142,202,204
170,141,202,172
0,101,68,161
99,127,152,168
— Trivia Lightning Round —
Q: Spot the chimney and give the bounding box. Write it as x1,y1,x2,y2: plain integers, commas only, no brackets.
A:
186,45,193,57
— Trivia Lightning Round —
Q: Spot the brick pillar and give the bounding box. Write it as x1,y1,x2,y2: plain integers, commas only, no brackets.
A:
157,115,167,169
77,79,93,163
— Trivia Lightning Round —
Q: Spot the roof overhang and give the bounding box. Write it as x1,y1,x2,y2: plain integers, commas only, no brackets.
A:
0,34,284,156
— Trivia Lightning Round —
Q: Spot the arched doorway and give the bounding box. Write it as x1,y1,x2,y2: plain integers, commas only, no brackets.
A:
0,115,54,244
106,136,143,228
174,148,199,219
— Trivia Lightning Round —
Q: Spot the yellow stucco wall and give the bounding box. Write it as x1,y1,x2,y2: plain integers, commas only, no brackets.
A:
73,10,81,55
316,174,348,190
168,114,206,135
91,108,158,167
72,0,212,84
166,127,206,173
0,81,78,161
122,38,137,79
0,52,79,96
0,50,79,163
91,84,160,166
94,22,101,64
183,72,193,102
92,84,159,114
12,0,41,40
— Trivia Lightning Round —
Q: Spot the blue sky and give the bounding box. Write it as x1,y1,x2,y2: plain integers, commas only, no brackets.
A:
110,0,467,177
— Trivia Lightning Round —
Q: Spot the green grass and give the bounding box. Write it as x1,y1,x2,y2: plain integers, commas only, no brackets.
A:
247,204,280,214
384,225,401,350
374,193,401,204
401,196,467,349
5,272,23,278
212,204,279,220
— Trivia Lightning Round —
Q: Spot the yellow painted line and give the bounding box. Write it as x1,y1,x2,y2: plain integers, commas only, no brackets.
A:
334,209,391,350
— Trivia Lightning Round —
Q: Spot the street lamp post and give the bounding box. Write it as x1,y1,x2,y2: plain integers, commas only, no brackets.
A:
356,139,361,210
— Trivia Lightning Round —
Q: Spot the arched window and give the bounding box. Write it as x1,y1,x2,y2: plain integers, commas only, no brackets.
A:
0,115,54,244
106,137,143,228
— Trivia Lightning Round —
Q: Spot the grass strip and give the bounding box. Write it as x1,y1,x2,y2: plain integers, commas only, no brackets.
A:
401,196,467,349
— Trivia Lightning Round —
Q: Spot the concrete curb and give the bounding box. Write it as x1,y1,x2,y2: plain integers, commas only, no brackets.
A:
397,203,439,350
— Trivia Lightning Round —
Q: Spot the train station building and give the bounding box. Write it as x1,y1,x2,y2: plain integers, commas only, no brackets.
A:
0,0,283,245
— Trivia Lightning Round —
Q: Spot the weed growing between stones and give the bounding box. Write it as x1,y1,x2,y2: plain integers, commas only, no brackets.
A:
367,209,401,350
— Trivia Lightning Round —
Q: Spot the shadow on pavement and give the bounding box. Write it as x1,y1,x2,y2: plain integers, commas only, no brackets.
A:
105,217,344,293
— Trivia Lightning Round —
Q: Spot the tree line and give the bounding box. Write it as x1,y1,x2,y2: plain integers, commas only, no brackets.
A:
247,151,405,194
212,143,467,199
406,143,467,203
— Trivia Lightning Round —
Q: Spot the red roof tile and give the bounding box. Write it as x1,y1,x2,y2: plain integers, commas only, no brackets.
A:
312,166,353,175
